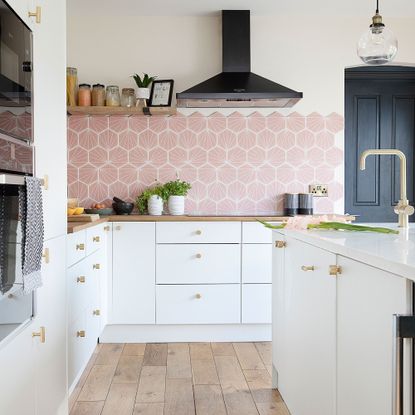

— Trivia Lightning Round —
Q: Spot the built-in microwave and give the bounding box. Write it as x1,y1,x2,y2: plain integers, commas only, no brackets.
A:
0,0,33,143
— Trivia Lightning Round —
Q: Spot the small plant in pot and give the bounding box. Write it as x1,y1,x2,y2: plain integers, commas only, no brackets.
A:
132,73,156,107
164,179,192,216
136,184,167,215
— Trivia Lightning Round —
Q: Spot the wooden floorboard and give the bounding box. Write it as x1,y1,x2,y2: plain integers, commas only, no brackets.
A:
70,342,290,415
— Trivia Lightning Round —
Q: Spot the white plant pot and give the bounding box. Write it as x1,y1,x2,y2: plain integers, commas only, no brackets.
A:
137,87,150,99
148,195,163,216
168,195,185,216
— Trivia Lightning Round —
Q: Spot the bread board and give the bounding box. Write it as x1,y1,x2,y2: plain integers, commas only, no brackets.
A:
67,214,100,222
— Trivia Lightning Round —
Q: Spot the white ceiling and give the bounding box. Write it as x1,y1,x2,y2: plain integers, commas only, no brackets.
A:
68,0,415,17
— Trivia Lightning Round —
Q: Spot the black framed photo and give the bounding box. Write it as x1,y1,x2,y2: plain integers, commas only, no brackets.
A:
149,79,174,107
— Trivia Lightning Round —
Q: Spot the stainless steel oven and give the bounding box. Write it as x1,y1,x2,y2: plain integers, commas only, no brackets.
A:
0,0,33,144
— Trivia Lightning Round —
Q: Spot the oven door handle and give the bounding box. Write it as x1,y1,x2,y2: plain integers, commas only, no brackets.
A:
0,174,26,185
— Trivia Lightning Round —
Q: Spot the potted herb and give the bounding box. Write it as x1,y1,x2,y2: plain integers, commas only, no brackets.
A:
164,179,192,215
136,184,167,215
132,73,156,106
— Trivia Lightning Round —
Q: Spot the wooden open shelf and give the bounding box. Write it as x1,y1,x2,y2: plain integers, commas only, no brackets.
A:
67,106,176,117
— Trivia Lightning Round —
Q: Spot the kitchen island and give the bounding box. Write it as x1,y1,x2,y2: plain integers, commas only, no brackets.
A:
272,224,414,415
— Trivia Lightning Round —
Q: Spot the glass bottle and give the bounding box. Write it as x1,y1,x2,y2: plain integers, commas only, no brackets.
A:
66,67,78,106
92,84,105,106
78,84,91,106
121,88,136,107
106,85,121,107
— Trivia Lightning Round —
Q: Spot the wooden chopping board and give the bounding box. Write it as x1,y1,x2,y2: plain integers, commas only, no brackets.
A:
67,214,100,222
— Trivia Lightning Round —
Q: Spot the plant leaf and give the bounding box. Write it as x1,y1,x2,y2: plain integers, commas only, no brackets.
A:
256,219,286,230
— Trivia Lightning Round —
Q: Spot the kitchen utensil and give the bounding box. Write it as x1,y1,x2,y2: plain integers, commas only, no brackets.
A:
112,202,134,215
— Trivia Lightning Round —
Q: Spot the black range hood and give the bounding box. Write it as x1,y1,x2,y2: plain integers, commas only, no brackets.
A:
176,10,303,108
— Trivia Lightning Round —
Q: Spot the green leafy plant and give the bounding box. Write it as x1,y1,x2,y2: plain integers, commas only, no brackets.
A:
164,179,192,197
132,73,156,88
135,184,168,214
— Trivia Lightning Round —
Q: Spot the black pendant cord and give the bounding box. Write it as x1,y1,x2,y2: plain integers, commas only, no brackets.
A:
376,0,379,14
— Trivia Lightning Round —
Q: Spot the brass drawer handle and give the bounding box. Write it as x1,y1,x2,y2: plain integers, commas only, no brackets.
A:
301,265,315,272
76,243,85,251
115,225,121,231
93,236,100,243
195,230,202,235
32,327,46,343
42,248,50,264
195,293,202,299
28,6,41,24
77,276,86,283
196,253,202,259
93,263,100,270
93,309,101,316
275,240,286,248
77,330,85,338
329,265,342,276
104,226,110,231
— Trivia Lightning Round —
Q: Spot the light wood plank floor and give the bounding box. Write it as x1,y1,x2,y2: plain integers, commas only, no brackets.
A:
69,342,290,415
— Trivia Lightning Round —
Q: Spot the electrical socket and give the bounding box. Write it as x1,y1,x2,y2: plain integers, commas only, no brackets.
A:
309,184,328,197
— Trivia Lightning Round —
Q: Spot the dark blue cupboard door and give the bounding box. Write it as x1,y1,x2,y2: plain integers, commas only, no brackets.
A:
345,66,415,223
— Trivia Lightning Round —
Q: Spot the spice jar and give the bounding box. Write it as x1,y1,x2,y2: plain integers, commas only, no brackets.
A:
92,84,105,106
66,67,78,106
106,85,120,107
78,84,91,106
121,88,136,107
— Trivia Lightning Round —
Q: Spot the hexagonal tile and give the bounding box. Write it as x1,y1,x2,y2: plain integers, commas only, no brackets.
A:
187,115,207,133
276,165,296,183
99,166,118,185
218,129,237,149
169,147,187,166
129,116,148,132
179,130,197,149
198,198,217,213
257,198,276,212
228,181,246,201
306,147,325,166
257,167,275,184
109,116,128,133
198,166,217,184
257,129,275,150
79,164,98,184
296,166,314,184
139,130,157,150
109,181,129,200
69,146,88,165
217,167,237,184
266,113,286,132
277,131,295,149
238,198,256,213
189,147,208,165
109,147,128,164
207,147,226,167
247,112,266,132
325,147,343,166
247,146,266,165
67,182,78,199
67,165,78,185
169,114,187,133
67,130,78,149
288,181,306,193
306,114,325,132
139,166,158,185
227,112,246,133
188,180,207,200
78,182,88,202
268,147,286,164
178,166,197,182
328,181,343,202
238,130,256,150
118,165,138,186
208,182,227,201
148,117,168,133
149,148,168,166
119,130,139,150
89,116,108,133
68,115,88,132
325,113,344,133
237,166,255,183
246,182,266,200
159,130,178,150
89,182,109,203
315,197,334,214
316,131,335,150
286,115,305,133
129,147,148,165
198,130,217,150
315,165,335,182
207,112,226,133
98,130,118,149
217,198,238,212
228,147,246,165
286,147,306,166
296,130,315,149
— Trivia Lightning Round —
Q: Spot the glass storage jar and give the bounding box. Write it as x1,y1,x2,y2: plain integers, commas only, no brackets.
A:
92,84,105,106
78,84,91,106
106,85,120,107
121,88,136,107
66,67,78,106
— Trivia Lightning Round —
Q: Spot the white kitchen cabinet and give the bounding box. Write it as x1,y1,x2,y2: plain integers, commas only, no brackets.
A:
337,256,410,415
242,221,275,243
274,236,337,415
242,244,272,283
242,284,271,323
67,230,86,267
156,284,240,324
112,222,155,324
156,244,241,284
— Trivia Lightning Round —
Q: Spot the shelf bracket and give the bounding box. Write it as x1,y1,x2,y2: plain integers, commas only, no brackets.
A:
142,107,152,116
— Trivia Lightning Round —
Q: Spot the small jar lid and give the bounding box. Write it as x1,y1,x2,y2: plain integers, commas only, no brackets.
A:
93,83,105,88
106,85,119,89
122,88,135,92
79,83,91,88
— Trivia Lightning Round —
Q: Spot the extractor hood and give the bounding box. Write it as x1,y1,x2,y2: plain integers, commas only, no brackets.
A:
176,10,303,108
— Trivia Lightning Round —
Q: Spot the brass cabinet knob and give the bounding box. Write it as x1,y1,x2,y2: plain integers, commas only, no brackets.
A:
42,248,50,264
93,236,100,243
32,326,46,343
76,243,85,251
93,309,101,316
275,240,286,248
104,226,110,231
77,276,86,283
329,265,342,276
196,253,202,259
195,230,202,235
195,293,202,299
301,265,315,272
115,225,121,231
93,263,101,270
77,330,85,338
28,6,41,24
40,174,48,189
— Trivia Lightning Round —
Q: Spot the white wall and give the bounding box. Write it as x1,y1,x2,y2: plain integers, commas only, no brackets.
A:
67,12,415,115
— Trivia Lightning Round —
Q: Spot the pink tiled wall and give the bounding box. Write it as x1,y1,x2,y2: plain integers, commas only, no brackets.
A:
67,111,344,214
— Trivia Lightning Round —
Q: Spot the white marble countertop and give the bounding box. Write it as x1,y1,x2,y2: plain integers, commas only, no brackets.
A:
274,224,415,280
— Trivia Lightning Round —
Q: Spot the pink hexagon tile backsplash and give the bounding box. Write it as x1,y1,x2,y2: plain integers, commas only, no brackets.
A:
67,111,344,214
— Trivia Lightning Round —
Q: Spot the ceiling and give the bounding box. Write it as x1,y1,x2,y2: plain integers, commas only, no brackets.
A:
68,0,415,17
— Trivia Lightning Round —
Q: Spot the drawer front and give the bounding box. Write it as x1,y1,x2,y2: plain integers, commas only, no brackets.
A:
242,222,277,243
86,224,106,255
156,222,241,244
242,244,272,283
156,285,240,324
242,284,272,324
67,231,86,267
156,244,240,284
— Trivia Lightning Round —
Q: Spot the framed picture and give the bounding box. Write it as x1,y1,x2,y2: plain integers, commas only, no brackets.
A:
149,80,174,107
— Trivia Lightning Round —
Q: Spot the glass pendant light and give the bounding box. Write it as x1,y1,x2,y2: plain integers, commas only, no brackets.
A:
357,0,398,65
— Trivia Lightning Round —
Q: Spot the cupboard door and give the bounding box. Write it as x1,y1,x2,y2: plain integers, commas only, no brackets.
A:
337,256,410,415
112,222,155,324
242,284,271,323
242,244,272,283
279,236,336,415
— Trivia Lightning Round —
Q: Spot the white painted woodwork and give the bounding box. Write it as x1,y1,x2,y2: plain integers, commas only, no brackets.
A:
68,313,88,388
156,244,241,284
86,225,106,256
242,221,275,243
156,221,241,244
276,236,336,415
242,284,272,324
337,256,410,415
156,284,240,324
67,230,86,267
112,222,156,324
242,244,272,283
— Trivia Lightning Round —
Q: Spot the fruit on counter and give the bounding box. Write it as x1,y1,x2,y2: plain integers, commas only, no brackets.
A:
67,208,76,215
91,203,107,209
67,207,85,216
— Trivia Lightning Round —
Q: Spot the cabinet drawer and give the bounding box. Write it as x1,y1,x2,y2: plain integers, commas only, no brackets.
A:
68,314,88,387
242,244,272,283
67,231,86,267
156,285,240,324
242,222,277,243
156,222,241,244
242,284,272,324
86,224,106,255
156,244,240,284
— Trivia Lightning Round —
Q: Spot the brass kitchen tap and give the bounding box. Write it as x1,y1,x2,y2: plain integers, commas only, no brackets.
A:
359,149,414,228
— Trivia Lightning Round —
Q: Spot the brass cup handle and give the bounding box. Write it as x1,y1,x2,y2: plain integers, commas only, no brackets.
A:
77,330,85,338
104,226,110,231
77,276,86,283
93,264,101,270
93,309,101,316
196,253,202,259
76,243,85,251
42,248,50,264
195,293,202,299
301,265,315,272
275,240,286,248
195,230,202,235
32,326,46,343
93,236,100,243
115,225,121,231
28,6,41,24
329,265,342,276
